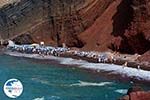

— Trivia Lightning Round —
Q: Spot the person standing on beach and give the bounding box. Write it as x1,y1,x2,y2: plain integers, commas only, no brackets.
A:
123,61,128,68
137,65,140,70
98,56,102,63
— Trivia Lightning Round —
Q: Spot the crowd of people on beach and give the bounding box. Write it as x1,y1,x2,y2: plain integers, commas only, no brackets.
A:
6,40,143,70
7,42,117,64
67,50,114,63
7,42,69,57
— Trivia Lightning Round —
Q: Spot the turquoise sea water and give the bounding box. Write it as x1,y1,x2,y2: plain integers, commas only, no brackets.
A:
0,54,149,100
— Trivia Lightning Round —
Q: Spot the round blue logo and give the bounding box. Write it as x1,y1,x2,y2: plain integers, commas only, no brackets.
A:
3,79,23,98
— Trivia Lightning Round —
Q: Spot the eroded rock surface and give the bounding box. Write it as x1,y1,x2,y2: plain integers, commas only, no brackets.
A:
0,0,149,54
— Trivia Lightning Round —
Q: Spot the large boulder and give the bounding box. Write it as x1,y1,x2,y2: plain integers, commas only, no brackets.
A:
138,51,150,63
119,86,150,100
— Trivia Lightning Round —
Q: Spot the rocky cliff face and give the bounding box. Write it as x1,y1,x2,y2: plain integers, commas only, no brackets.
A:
0,0,149,54
80,0,150,54
110,0,150,54
0,0,44,39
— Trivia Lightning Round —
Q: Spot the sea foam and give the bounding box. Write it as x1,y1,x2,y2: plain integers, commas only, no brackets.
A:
33,96,60,100
33,97,45,100
31,77,50,85
5,52,150,81
70,81,112,87
114,89,128,94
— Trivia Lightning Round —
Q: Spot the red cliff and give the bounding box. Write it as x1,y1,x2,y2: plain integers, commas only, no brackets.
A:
0,0,149,55
119,86,150,100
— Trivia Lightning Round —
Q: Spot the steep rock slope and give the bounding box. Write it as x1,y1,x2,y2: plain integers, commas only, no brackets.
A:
80,0,150,54
0,0,149,54
79,0,122,51
111,0,150,54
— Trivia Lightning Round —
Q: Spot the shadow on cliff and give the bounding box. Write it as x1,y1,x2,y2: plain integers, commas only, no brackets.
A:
110,0,133,54
112,0,133,37
110,0,150,54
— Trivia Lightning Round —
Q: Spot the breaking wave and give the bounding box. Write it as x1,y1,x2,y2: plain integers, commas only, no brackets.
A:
47,96,60,100
114,89,128,94
31,77,49,85
70,81,112,87
33,96,60,100
6,51,150,81
33,97,45,100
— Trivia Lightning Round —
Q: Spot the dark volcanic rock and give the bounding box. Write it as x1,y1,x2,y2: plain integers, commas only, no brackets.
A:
127,86,143,95
13,33,34,45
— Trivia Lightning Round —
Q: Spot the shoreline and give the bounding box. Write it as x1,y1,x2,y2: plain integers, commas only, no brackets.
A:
60,53,150,71
5,42,150,71
4,51,150,84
